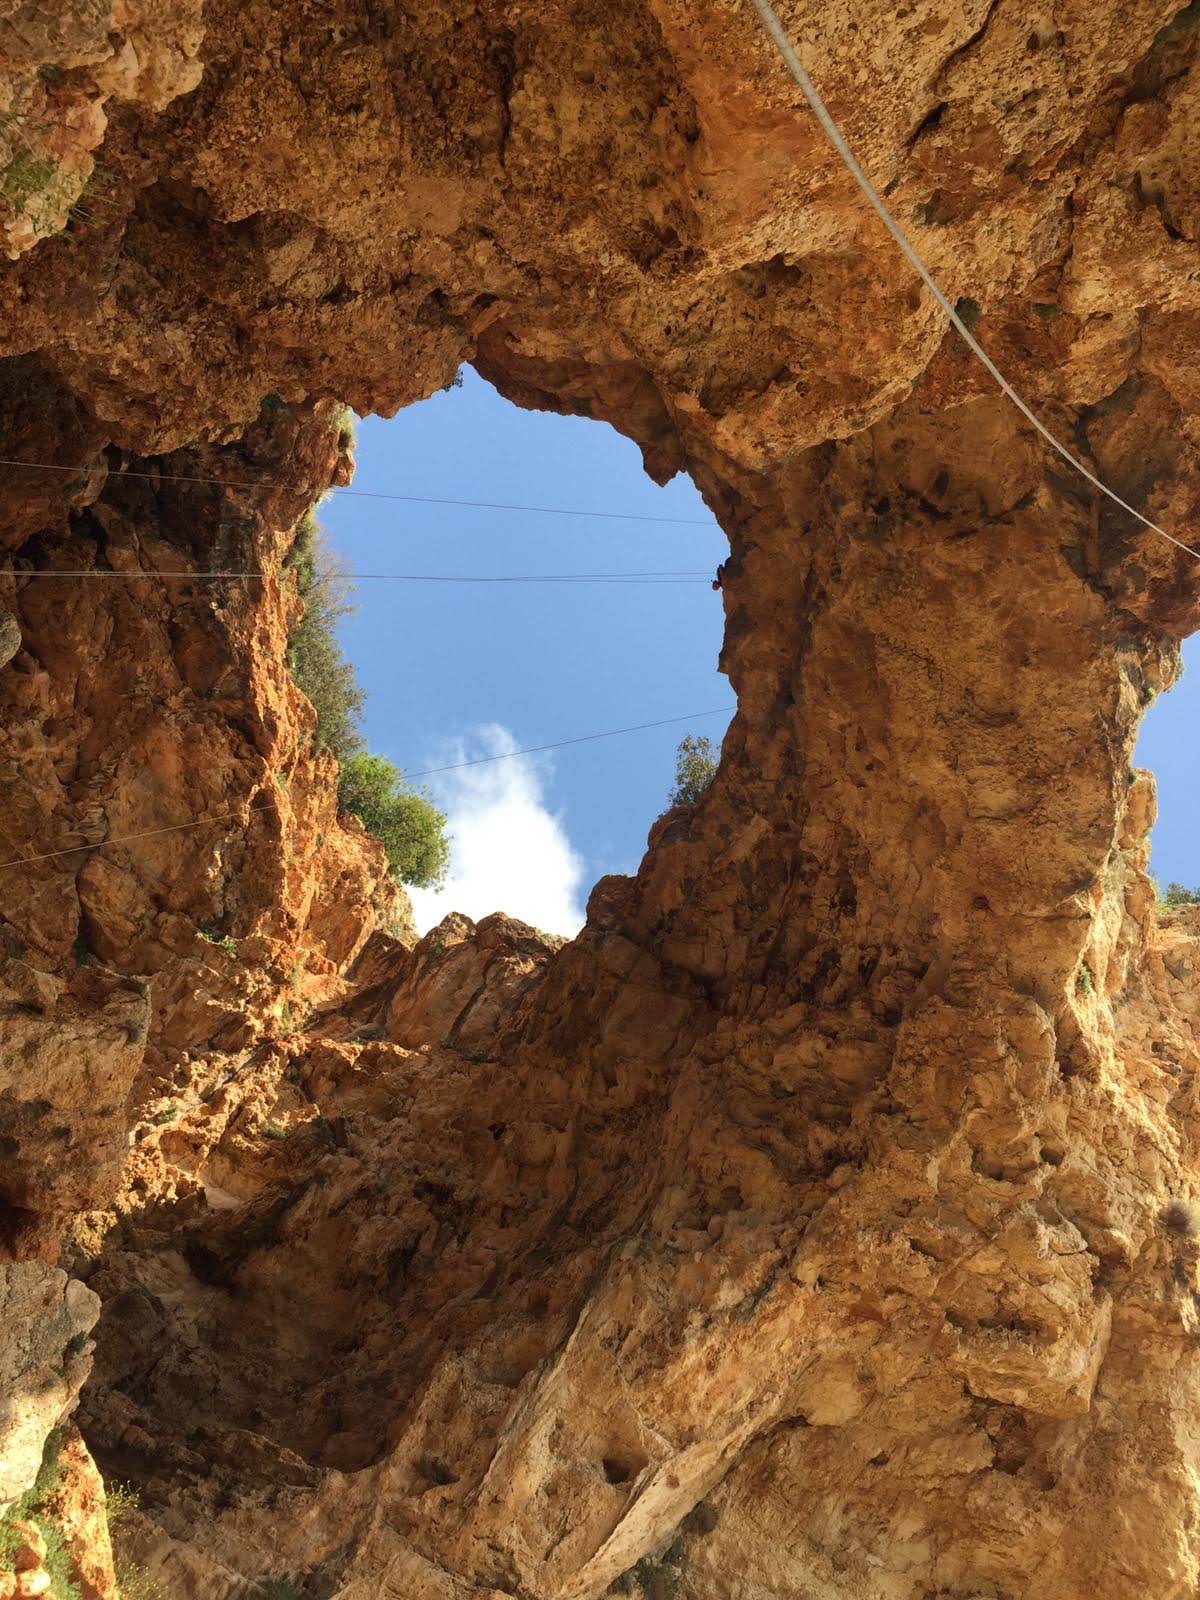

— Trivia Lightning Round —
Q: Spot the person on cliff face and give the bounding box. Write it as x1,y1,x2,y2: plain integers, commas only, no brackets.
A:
0,612,19,669
712,560,729,592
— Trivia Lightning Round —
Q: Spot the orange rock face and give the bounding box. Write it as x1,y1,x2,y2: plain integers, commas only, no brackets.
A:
0,1427,116,1600
0,2,204,260
4,1,1200,1597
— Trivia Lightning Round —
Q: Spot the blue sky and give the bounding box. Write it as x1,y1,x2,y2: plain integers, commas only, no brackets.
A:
320,369,1198,933
1137,638,1199,892
320,369,729,933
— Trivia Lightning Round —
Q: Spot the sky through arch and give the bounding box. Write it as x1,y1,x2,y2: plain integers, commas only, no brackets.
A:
319,368,1200,934
319,368,730,934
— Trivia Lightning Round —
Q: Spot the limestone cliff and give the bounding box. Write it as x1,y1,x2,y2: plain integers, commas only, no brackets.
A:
4,1,1200,1596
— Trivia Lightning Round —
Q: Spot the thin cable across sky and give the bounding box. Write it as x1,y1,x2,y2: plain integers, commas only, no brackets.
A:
5,568,713,585
0,456,716,528
0,706,734,872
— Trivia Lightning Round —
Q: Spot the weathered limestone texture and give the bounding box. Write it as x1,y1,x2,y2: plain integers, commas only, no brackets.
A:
3,0,1200,1595
0,1266,97,1512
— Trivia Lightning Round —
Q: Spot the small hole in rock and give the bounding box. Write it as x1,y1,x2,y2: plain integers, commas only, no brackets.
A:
1163,1199,1200,1237
416,1453,457,1486
681,1502,719,1535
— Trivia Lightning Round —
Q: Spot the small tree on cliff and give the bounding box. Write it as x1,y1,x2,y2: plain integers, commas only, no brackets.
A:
285,515,450,888
668,734,718,809
337,752,450,890
285,514,364,765
1160,881,1200,911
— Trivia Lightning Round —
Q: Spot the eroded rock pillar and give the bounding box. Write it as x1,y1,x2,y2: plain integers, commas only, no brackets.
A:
439,377,1200,1598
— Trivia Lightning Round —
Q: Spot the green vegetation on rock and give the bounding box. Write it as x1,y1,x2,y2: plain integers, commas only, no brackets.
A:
0,1429,81,1600
337,752,449,890
260,1579,305,1600
285,513,364,766
105,1481,165,1599
284,512,449,887
1159,881,1200,911
668,733,718,809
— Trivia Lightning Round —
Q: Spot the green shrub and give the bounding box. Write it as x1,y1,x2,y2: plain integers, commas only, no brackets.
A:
121,1016,148,1046
36,1516,81,1600
104,1480,165,1599
65,164,118,227
104,1483,141,1524
1,152,57,211
114,1555,164,1600
337,752,449,889
285,516,365,766
1160,882,1200,911
668,734,718,809
284,514,450,887
0,1429,81,1599
332,404,355,453
29,1429,64,1499
260,1579,304,1600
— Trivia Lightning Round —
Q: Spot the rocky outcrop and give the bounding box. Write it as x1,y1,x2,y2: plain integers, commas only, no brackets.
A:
0,1424,118,1600
0,1267,97,1513
0,959,148,1234
0,611,19,668
4,0,1200,1596
0,1,204,260
0,395,409,1554
377,912,563,1053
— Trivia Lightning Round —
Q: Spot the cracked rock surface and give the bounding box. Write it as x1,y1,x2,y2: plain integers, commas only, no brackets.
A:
0,1265,97,1513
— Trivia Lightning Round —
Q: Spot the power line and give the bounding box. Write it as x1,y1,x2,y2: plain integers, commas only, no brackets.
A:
0,457,715,528
14,24,1191,567
748,0,1200,566
0,706,734,872
406,707,733,778
3,568,712,585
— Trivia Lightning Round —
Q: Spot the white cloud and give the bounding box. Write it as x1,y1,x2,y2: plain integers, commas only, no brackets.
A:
405,724,588,939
